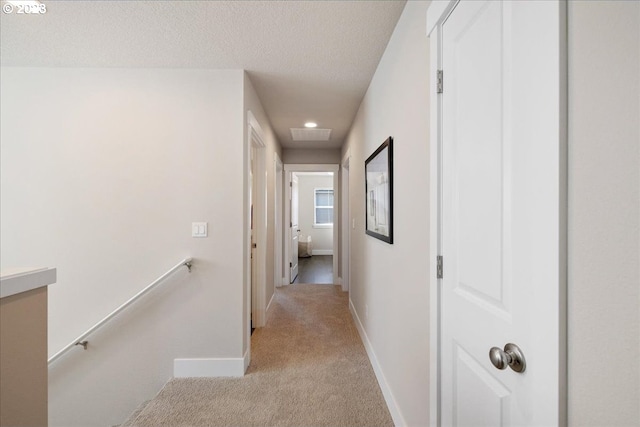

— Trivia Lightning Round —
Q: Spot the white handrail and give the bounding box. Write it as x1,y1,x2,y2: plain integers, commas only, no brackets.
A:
48,257,193,365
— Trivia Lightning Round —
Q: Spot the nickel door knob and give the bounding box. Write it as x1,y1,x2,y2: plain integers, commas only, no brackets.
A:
489,343,526,373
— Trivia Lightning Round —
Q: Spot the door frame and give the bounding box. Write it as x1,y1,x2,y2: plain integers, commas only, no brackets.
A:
290,173,300,283
341,152,350,292
283,164,340,285
426,1,568,425
246,111,267,343
274,153,284,287
427,4,452,423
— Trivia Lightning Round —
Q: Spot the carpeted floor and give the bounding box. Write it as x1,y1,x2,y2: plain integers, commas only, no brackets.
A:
124,285,393,427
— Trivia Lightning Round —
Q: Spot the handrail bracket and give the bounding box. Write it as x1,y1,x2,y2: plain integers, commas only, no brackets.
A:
184,261,192,273
75,341,88,350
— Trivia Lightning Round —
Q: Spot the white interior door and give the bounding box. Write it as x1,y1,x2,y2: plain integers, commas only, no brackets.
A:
439,1,566,425
290,173,299,283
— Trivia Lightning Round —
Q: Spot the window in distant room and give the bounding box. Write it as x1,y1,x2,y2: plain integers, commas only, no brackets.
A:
314,188,333,227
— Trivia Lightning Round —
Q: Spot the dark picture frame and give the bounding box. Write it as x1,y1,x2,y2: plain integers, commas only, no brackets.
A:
365,136,393,244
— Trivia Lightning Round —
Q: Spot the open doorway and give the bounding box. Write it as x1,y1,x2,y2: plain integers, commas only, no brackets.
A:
291,171,334,284
284,164,339,285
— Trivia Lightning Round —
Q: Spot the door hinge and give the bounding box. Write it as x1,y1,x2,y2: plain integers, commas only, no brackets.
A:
437,255,443,279
437,70,443,94
290,262,292,268
290,181,292,187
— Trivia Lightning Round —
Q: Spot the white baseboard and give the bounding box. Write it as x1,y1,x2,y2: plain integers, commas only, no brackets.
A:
174,356,246,378
311,249,333,256
349,299,405,427
337,277,343,285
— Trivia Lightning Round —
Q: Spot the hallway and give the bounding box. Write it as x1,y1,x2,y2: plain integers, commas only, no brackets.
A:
122,285,392,427
1,2,637,426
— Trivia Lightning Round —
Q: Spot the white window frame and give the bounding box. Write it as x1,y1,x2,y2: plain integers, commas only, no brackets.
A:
313,188,334,228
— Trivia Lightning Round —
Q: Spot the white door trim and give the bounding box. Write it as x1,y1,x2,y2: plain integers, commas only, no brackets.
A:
274,153,284,288
427,1,568,424
341,152,350,292
284,164,340,285
246,111,267,340
290,173,300,282
427,4,456,423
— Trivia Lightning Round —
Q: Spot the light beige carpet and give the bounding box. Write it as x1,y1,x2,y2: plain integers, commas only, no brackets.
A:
125,285,394,427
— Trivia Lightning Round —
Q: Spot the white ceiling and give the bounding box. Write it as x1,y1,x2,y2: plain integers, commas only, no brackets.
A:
0,0,407,149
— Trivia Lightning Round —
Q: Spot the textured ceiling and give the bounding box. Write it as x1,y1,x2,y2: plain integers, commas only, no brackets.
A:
0,0,407,149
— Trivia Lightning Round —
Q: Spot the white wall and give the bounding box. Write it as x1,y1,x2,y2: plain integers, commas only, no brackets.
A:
296,174,334,254
567,1,639,424
282,148,341,164
343,1,640,425
0,67,247,426
341,2,431,425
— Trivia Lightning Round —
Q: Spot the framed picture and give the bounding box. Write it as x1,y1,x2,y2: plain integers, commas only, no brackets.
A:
365,136,393,244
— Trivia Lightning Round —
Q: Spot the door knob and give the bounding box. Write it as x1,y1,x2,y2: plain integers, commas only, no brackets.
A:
489,343,526,373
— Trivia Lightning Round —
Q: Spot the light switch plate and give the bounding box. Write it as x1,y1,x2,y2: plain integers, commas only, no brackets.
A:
192,222,208,238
